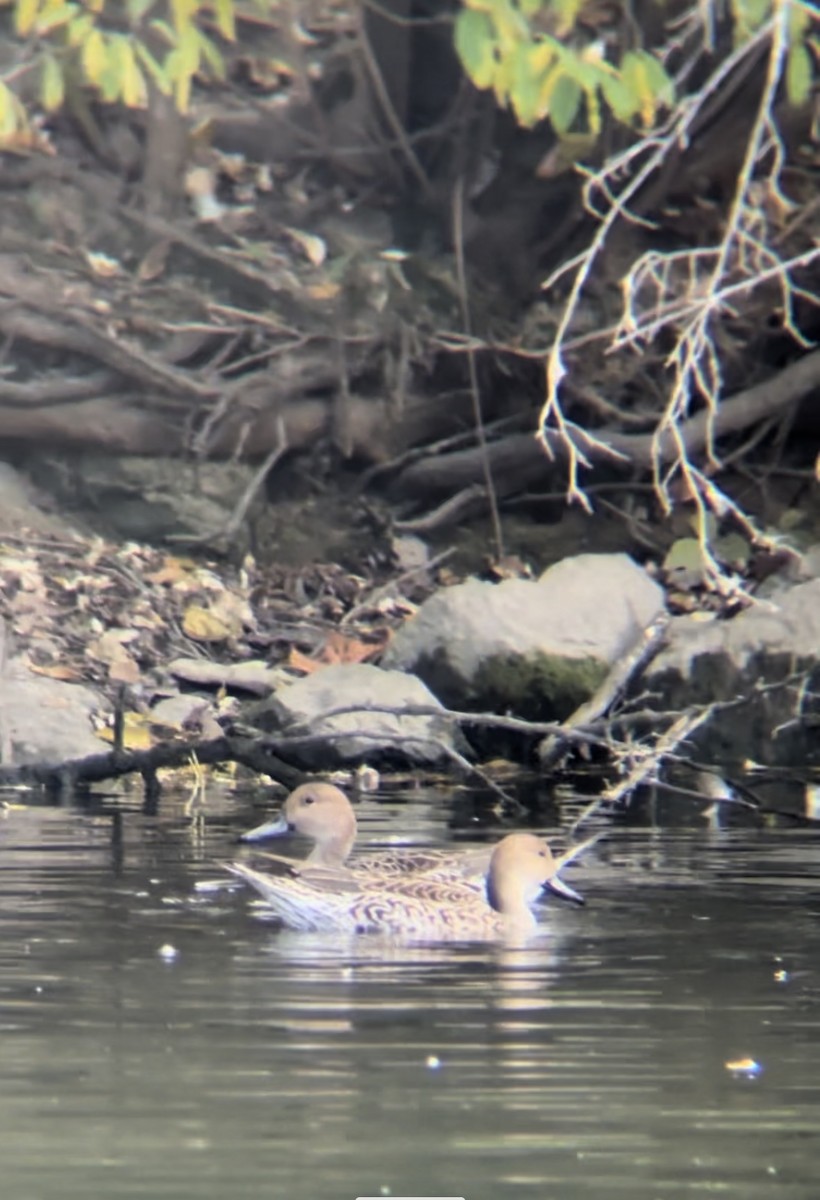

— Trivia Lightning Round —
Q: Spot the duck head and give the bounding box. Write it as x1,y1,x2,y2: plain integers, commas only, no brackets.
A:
240,782,357,867
486,832,584,927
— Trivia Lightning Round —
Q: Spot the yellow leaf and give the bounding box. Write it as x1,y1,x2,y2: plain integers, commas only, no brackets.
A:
0,81,25,139
182,604,230,642
304,280,341,300
285,226,327,266
116,36,147,107
41,54,65,111
214,0,235,41
15,0,39,35
96,711,154,751
81,28,107,85
169,0,197,34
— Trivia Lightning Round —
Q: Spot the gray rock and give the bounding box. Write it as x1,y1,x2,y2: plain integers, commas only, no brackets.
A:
0,657,105,765
256,663,457,768
645,577,820,766
26,453,260,550
382,553,665,716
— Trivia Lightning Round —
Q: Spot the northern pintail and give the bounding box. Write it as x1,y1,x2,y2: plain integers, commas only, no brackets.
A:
226,831,588,940
241,782,492,886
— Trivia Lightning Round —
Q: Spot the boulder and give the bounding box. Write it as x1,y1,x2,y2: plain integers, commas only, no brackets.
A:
0,656,104,765
382,553,665,717
645,577,820,766
247,662,459,768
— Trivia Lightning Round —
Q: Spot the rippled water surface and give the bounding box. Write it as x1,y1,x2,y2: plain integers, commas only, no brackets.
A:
1,785,819,1200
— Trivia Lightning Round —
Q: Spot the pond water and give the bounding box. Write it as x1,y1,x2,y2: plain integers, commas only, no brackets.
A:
0,783,819,1200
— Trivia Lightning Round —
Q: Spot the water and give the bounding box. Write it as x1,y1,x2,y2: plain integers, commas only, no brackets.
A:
0,786,819,1200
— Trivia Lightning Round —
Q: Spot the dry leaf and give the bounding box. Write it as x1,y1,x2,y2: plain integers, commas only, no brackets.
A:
108,653,141,684
137,239,171,282
183,604,231,642
287,646,322,674
28,662,84,682
304,281,341,300
96,712,154,751
284,226,327,265
287,630,384,674
86,250,123,278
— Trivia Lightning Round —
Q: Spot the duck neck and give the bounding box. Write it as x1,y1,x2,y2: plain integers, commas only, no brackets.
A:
306,815,356,868
487,876,536,927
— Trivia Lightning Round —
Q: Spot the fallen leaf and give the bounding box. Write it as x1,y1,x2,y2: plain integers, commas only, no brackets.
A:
28,662,84,682
183,604,231,642
96,712,154,751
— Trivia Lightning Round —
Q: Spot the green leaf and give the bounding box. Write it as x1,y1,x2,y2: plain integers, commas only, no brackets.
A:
547,71,582,135
454,9,497,90
598,70,638,123
663,537,707,584
639,51,675,109
785,43,812,106
508,41,541,125
486,0,529,52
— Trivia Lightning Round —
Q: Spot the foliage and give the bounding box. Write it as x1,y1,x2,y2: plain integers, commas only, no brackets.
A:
453,0,815,143
526,0,820,587
0,0,274,146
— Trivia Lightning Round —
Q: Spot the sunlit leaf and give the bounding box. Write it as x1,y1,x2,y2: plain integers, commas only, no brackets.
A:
548,71,582,135
125,0,155,21
116,36,148,107
214,0,235,40
599,69,638,123
785,43,812,106
66,11,94,46
509,42,542,125
34,1,76,34
134,39,171,93
15,0,40,35
82,22,107,82
40,53,65,111
182,604,230,642
454,9,497,89
197,27,226,79
170,0,197,35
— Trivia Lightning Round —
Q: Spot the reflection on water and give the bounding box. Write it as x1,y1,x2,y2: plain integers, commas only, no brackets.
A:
0,788,818,1200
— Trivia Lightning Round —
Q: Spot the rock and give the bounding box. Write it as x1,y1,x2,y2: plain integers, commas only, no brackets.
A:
0,656,105,765
247,663,459,768
0,460,85,538
382,553,665,717
167,657,290,696
26,453,261,551
645,577,820,766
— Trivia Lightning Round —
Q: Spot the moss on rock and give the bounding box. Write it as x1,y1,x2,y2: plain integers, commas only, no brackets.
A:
472,651,608,721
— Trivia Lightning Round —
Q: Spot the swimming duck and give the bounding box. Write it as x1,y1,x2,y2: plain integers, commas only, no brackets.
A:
226,831,587,940
240,781,492,886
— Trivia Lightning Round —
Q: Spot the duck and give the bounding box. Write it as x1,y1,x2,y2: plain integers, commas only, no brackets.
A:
240,781,493,887
225,831,589,940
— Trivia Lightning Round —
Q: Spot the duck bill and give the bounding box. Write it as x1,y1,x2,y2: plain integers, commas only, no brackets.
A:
546,874,585,905
240,814,290,843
